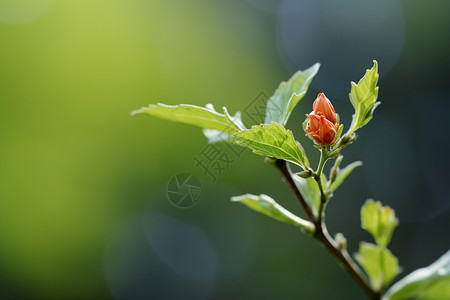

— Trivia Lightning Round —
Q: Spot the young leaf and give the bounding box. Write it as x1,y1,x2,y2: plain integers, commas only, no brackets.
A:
347,60,380,135
265,63,320,126
231,194,314,232
292,173,322,217
233,122,309,169
328,161,362,193
355,242,401,290
383,249,450,300
361,199,399,248
131,103,244,135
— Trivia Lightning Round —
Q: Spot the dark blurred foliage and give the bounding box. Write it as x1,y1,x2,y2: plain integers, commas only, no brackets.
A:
0,0,449,299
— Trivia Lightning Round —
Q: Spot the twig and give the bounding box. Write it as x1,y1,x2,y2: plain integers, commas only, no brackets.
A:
274,159,315,222
274,159,380,300
314,222,380,300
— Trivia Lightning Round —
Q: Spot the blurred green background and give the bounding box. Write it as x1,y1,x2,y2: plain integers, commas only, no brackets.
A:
0,0,449,299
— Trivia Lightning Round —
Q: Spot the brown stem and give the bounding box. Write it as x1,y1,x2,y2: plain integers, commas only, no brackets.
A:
314,222,380,300
274,159,380,300
274,159,315,222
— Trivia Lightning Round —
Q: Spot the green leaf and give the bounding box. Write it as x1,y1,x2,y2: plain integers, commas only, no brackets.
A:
233,122,309,169
292,173,321,217
231,194,314,232
328,161,362,193
348,60,380,135
383,249,450,300
265,63,320,126
355,242,401,290
361,199,399,248
131,103,244,135
296,141,310,168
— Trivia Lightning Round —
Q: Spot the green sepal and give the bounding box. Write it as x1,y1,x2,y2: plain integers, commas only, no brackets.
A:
331,123,344,147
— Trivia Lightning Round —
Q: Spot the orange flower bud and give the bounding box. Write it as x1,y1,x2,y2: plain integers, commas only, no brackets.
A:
305,114,337,145
312,93,336,124
305,93,339,145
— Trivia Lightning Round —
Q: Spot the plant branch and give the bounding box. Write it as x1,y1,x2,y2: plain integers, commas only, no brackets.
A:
314,222,380,300
274,158,380,300
315,148,328,178
314,148,329,223
274,159,315,222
